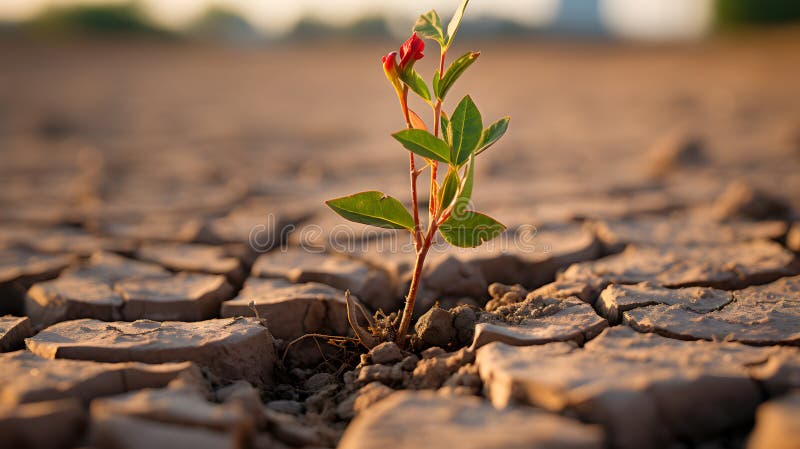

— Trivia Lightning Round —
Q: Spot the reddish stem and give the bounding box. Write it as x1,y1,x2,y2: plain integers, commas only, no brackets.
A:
396,220,438,347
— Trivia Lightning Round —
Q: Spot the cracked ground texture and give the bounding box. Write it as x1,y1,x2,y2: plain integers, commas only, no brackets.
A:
1,29,800,449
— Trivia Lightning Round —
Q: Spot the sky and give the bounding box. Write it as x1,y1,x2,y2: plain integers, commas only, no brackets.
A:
0,0,714,41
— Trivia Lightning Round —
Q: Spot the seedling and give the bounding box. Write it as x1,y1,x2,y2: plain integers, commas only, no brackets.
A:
326,0,510,348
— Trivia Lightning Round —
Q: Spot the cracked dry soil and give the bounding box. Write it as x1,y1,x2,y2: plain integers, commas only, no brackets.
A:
1,32,800,449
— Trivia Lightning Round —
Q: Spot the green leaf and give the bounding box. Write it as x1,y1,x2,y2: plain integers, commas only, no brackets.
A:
448,153,474,217
399,69,431,103
477,116,510,155
414,10,445,46
445,0,470,48
440,110,451,145
392,129,451,163
439,211,505,248
438,168,460,211
432,70,441,99
449,95,483,165
436,52,479,101
326,191,414,232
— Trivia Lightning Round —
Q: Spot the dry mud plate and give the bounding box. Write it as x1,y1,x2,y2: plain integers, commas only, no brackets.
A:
559,240,798,299
338,391,603,449
26,318,276,386
592,216,788,252
472,295,608,349
0,351,196,406
251,248,394,312
0,315,33,351
220,278,349,340
475,327,800,449
0,249,73,315
622,276,800,346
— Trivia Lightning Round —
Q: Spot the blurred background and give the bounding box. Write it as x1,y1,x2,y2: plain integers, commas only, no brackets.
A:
1,0,799,246
3,0,800,41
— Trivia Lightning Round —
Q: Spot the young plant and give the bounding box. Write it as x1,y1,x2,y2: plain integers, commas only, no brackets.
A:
326,0,510,348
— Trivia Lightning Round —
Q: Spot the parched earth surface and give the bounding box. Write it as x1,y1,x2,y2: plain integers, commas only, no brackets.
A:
2,30,800,448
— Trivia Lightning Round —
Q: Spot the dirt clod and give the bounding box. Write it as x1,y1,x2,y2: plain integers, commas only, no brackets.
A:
356,364,405,387
440,364,483,396
414,306,457,349
305,373,337,393
398,355,419,371
410,348,476,390
485,283,528,311
421,347,446,359
369,341,403,365
336,381,395,420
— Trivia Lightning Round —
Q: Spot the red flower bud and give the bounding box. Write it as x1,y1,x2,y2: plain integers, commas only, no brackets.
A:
398,32,425,73
382,51,399,77
381,51,403,95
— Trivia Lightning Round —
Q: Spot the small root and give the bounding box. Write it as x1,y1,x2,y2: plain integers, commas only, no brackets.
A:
346,290,379,349
281,333,359,364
